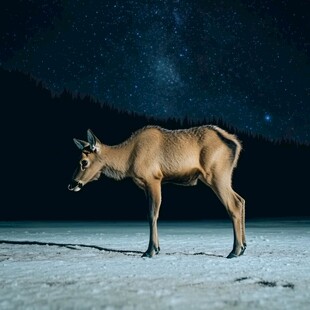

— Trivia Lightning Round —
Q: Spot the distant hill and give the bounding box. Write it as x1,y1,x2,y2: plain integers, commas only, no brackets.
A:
1,68,309,220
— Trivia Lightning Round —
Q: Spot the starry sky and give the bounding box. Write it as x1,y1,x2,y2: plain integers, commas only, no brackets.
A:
1,0,309,144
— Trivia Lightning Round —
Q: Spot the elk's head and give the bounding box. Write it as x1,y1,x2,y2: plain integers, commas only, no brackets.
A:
68,129,103,192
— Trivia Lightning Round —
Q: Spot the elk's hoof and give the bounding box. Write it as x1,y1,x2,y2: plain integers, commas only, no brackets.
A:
227,245,247,259
142,247,160,258
227,252,238,259
142,251,153,258
240,244,247,256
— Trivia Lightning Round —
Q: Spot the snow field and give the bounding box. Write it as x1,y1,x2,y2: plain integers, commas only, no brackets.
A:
0,219,309,309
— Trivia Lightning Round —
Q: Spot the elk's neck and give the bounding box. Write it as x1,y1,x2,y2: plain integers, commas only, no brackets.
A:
100,143,131,180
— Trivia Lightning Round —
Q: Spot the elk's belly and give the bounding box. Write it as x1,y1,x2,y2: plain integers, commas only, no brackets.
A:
163,169,201,186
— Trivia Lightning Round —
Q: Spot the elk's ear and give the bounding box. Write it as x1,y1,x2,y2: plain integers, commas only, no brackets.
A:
87,129,101,152
73,138,89,150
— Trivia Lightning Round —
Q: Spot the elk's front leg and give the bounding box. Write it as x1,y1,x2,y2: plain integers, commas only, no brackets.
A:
142,180,162,258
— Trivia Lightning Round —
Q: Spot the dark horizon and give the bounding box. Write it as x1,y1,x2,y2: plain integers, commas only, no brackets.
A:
3,67,308,147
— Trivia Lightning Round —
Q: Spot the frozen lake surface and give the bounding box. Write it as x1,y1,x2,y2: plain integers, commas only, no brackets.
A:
0,219,310,309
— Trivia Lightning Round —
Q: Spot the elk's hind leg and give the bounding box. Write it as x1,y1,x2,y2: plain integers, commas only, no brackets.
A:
142,180,162,258
201,173,245,258
234,191,246,254
214,182,245,258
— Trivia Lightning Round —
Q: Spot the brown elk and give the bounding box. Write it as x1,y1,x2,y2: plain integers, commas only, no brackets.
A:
68,125,246,258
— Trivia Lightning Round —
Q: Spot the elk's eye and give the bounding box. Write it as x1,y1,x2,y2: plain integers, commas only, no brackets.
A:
81,160,88,167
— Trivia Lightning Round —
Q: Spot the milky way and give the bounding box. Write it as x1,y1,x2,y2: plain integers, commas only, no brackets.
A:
1,0,309,144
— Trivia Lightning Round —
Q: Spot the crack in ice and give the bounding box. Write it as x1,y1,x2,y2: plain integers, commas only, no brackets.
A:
0,240,224,257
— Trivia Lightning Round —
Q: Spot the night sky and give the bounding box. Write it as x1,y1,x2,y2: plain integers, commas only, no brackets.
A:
1,1,309,144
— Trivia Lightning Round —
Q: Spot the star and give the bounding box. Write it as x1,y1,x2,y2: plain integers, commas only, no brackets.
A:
264,114,272,122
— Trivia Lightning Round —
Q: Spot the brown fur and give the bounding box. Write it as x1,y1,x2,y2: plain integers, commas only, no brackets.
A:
68,125,246,258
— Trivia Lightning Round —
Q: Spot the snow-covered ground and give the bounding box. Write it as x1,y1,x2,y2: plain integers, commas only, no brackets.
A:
0,219,309,310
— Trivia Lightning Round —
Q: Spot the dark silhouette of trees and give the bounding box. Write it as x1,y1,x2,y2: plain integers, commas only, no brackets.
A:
1,68,309,220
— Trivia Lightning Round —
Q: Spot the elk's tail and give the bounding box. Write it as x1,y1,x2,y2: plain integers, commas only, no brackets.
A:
210,126,242,169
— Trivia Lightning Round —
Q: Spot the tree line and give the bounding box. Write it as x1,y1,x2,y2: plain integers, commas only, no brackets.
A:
1,68,309,220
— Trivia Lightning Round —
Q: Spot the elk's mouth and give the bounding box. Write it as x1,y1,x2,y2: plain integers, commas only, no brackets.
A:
68,180,83,192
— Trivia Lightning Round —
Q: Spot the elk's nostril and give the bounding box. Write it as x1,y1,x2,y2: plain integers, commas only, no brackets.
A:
68,180,83,191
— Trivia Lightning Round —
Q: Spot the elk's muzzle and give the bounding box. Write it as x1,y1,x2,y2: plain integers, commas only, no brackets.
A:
68,180,83,192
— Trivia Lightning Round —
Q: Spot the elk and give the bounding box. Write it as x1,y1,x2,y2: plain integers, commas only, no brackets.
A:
68,125,246,258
